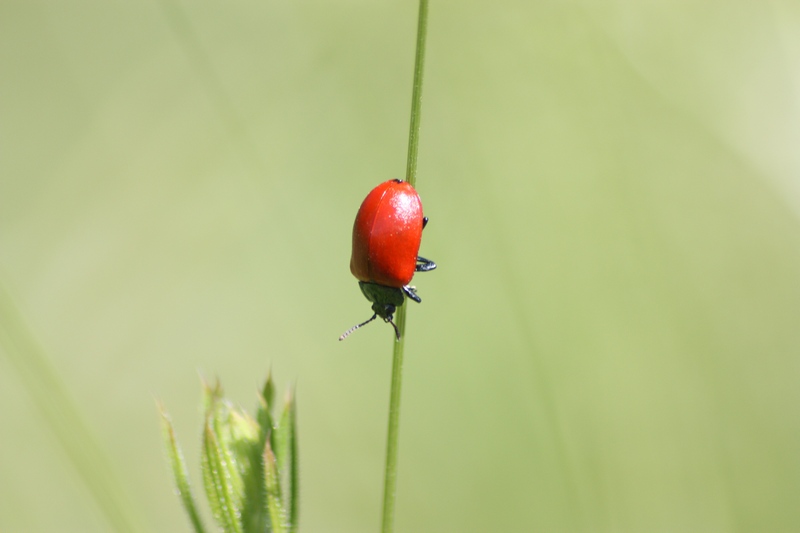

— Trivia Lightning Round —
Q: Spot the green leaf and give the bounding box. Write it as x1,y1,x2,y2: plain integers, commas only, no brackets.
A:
167,374,297,533
261,372,275,413
228,410,268,533
263,437,287,533
202,413,244,533
200,376,222,413
158,403,208,533
274,388,299,533
256,388,274,449
207,388,272,533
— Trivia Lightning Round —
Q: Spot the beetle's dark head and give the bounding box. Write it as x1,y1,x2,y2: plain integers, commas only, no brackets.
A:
339,282,406,341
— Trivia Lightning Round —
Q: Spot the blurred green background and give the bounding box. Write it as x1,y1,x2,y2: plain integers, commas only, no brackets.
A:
2,1,800,532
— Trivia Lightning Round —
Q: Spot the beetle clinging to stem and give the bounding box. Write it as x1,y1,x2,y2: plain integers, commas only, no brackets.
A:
340,179,436,341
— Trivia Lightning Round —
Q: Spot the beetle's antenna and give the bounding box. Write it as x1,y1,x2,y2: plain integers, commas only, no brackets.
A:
339,314,378,341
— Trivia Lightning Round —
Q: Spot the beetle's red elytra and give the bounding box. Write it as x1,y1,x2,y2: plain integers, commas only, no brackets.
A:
340,179,436,341
350,180,423,287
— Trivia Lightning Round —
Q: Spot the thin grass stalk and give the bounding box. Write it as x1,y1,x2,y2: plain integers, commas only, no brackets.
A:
0,283,141,533
380,1,429,532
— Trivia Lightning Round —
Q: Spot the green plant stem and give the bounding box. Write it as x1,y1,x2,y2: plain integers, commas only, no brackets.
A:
0,282,141,533
381,1,428,532
381,310,407,533
404,0,428,190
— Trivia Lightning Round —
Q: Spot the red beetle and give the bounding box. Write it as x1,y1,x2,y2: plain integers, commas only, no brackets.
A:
340,179,436,340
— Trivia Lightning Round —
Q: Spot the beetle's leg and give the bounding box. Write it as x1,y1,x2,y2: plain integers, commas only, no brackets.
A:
402,285,422,303
383,316,401,340
422,216,429,229
415,256,437,272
